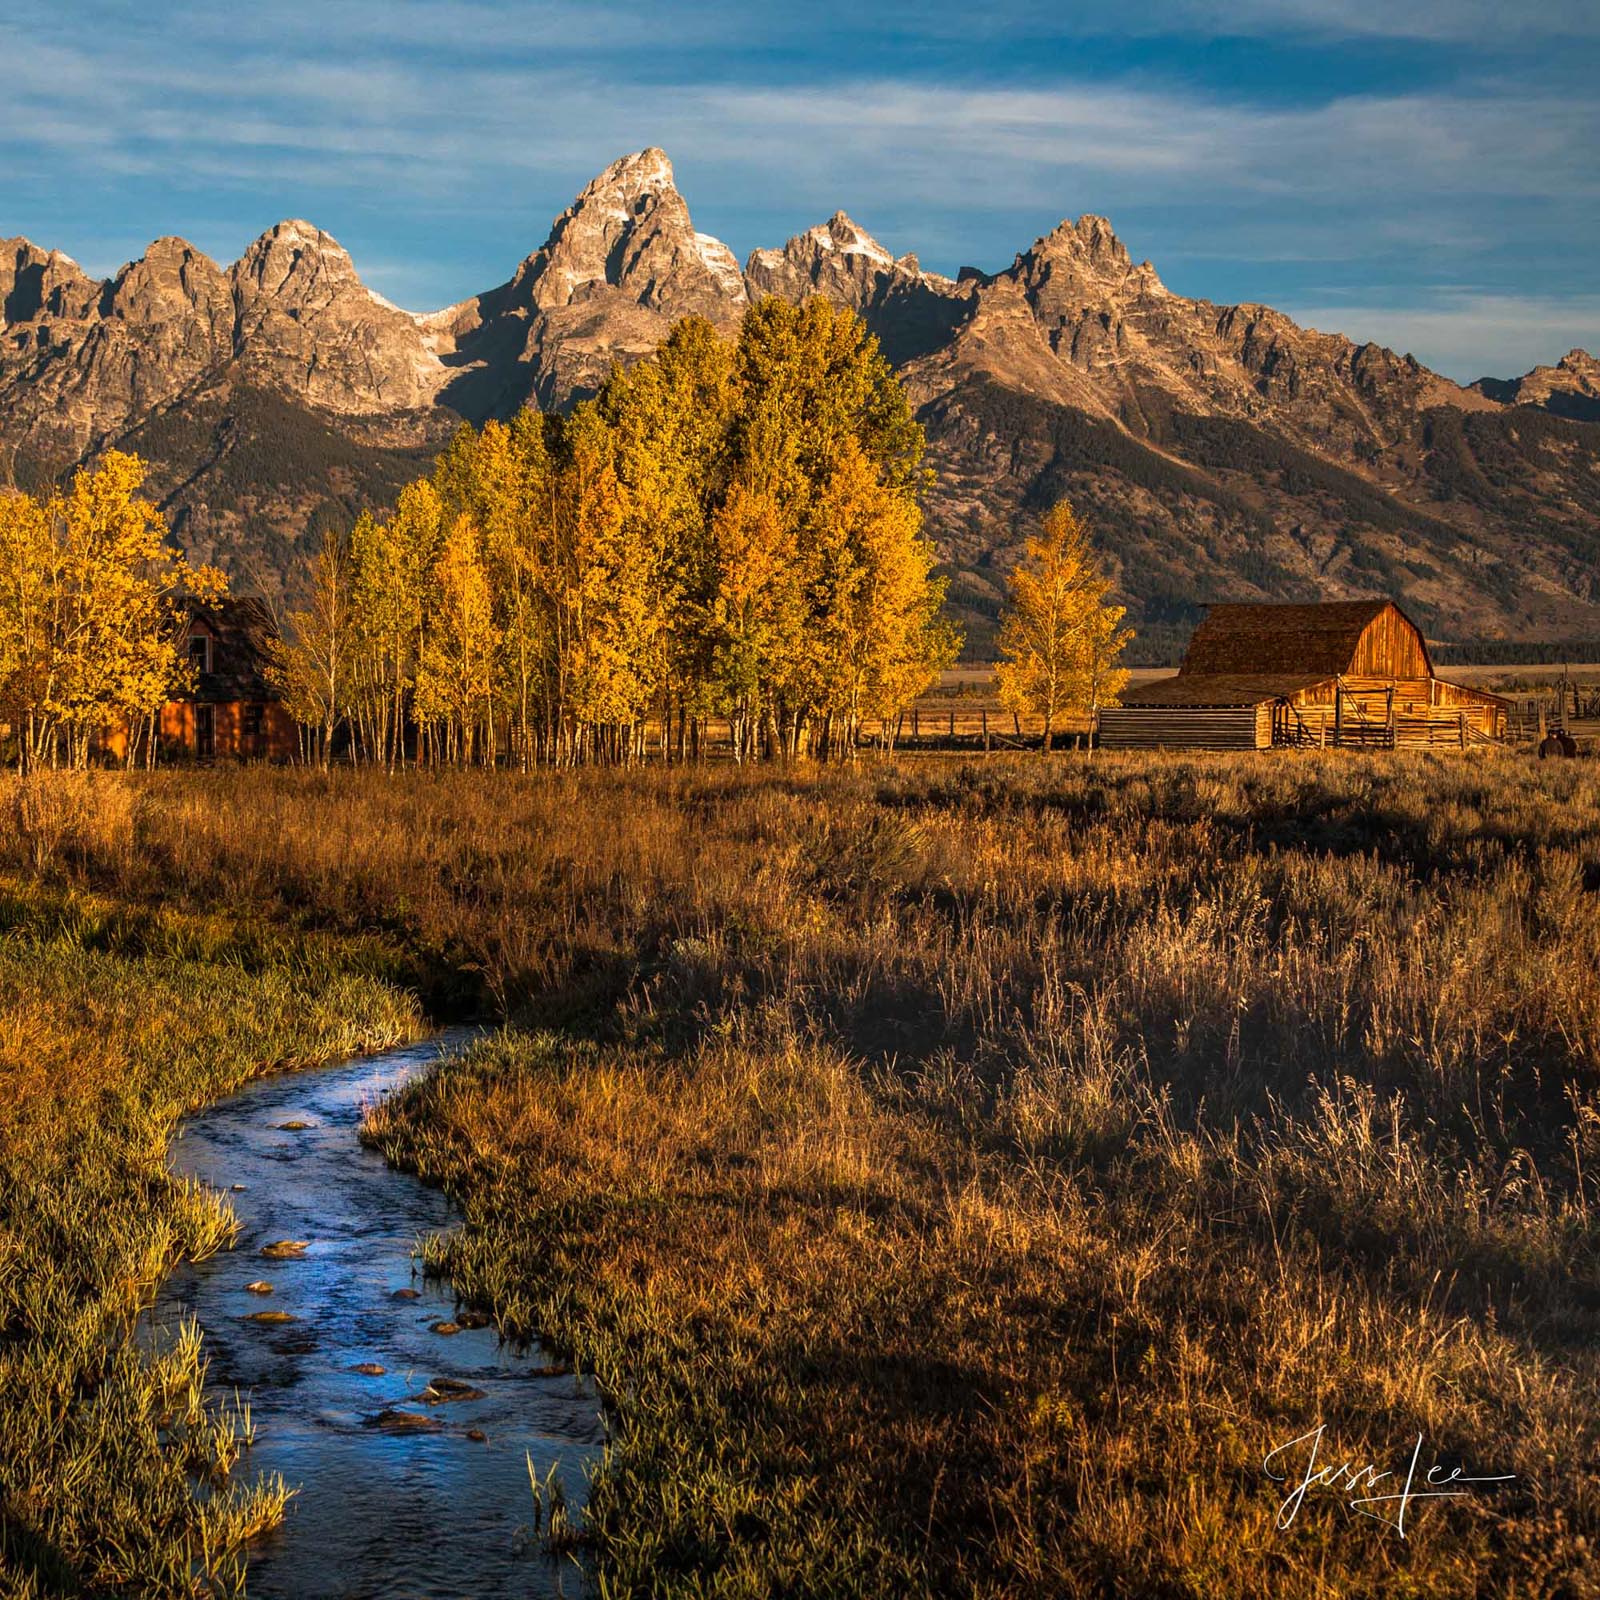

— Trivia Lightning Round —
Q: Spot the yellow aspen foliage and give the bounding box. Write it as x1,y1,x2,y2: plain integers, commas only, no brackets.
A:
267,526,356,768
414,512,499,764
555,408,661,756
437,413,557,769
818,441,958,743
0,489,55,762
708,481,801,760
266,300,961,767
0,452,222,769
996,498,1131,751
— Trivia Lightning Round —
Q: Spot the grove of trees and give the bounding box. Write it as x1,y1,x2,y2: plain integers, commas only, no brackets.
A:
0,453,221,771
0,301,1139,775
273,300,961,767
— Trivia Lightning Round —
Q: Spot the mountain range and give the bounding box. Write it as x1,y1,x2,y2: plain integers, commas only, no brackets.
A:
4,147,1598,660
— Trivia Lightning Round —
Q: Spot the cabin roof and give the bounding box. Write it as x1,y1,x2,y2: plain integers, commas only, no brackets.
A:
1180,599,1432,678
186,597,279,701
1122,673,1334,708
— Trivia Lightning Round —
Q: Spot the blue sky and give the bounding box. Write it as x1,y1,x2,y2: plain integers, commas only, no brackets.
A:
2,0,1596,381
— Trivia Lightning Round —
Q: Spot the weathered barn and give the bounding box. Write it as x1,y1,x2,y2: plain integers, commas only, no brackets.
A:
162,598,297,760
1098,600,1508,751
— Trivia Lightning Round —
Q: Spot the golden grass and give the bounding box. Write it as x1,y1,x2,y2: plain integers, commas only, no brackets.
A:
4,752,1599,1596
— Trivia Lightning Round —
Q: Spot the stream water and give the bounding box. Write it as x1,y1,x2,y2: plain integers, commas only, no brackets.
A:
147,1031,603,1598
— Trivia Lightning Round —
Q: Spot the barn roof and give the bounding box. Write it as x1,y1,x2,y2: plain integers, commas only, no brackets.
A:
1122,673,1334,708
1180,599,1430,677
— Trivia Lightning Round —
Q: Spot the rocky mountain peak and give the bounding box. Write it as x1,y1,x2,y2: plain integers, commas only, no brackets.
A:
232,220,363,301
600,145,677,193
104,239,230,326
1,238,100,328
1017,213,1151,289
505,147,743,319
1471,345,1600,418
746,210,926,308
225,219,443,414
810,212,897,266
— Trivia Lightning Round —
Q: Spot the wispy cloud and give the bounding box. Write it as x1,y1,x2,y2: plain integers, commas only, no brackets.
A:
0,3,1594,377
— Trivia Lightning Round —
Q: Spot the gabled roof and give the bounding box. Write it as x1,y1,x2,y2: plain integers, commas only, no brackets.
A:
1180,599,1424,677
1122,673,1334,708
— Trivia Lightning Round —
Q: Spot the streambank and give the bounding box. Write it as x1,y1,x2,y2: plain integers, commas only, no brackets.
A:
148,1031,603,1598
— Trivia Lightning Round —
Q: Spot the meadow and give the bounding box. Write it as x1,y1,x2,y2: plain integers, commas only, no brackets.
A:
2,751,1598,1597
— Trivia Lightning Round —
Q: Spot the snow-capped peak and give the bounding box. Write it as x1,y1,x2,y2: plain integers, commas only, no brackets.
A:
693,232,747,297
806,212,895,267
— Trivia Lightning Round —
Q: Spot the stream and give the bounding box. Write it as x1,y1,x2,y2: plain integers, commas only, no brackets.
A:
146,1030,603,1598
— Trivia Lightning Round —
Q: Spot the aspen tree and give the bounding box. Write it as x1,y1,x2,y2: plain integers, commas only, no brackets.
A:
46,454,220,768
556,407,658,761
415,511,498,764
0,489,55,772
996,499,1130,752
437,412,556,769
707,481,800,762
599,319,735,758
818,442,957,754
269,526,355,769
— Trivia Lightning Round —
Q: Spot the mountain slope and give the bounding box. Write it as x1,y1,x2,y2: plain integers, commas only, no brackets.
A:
2,147,1597,656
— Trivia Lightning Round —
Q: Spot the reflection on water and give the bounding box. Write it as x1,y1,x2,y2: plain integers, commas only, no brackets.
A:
147,1031,602,1599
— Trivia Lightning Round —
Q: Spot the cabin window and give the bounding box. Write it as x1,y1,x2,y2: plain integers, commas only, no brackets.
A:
188,634,211,674
194,704,215,759
242,703,265,739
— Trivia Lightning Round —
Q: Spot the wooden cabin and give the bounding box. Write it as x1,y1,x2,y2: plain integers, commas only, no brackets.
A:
1098,599,1508,751
161,598,297,760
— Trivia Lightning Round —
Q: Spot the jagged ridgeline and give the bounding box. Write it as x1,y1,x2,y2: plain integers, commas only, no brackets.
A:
3,148,1598,656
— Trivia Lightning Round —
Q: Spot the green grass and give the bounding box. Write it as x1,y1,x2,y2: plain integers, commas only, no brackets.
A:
0,849,422,1594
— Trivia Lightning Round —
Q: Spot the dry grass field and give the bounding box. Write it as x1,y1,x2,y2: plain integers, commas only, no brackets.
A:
3,752,1599,1596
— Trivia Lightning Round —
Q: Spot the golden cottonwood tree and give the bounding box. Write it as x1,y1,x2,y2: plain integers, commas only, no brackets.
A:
996,499,1131,752
816,442,958,752
268,525,355,769
599,318,736,755
437,411,556,769
706,481,800,762
0,453,222,770
0,489,55,769
554,407,663,760
712,296,944,757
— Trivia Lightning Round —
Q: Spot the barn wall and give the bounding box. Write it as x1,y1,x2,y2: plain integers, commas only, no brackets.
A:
1098,707,1267,750
1348,605,1432,678
1277,683,1505,745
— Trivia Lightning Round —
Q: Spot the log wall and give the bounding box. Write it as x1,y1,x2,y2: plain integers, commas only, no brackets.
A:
1097,706,1269,750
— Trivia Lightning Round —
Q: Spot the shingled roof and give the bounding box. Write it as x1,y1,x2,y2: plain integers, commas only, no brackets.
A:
186,597,280,701
1179,600,1428,678
1122,672,1334,708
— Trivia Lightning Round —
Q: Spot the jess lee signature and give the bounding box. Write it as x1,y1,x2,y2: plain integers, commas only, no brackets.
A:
1264,1425,1516,1537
